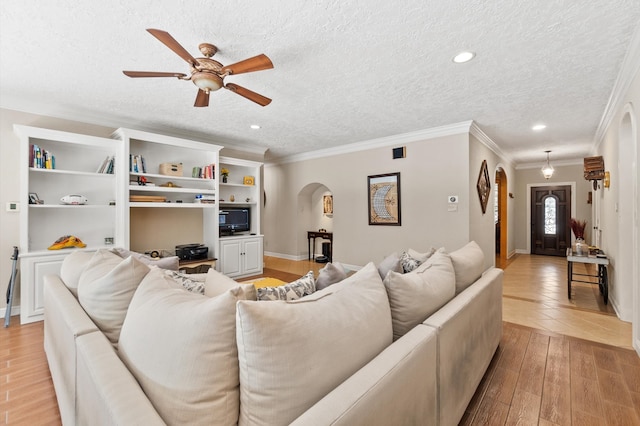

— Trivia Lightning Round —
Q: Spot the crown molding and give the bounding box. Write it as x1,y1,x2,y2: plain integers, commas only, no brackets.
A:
469,122,513,167
0,101,268,156
593,22,640,151
268,121,474,165
515,158,583,170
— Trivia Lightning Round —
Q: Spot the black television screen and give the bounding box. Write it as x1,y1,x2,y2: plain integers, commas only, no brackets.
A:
219,207,250,235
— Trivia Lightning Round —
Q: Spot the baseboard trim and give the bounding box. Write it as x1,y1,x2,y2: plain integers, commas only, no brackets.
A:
263,251,306,261
0,306,21,322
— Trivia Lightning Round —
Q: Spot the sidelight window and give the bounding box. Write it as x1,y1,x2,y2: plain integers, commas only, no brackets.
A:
544,197,556,235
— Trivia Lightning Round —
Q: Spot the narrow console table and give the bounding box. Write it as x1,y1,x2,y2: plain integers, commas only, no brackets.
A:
566,248,609,304
307,231,333,262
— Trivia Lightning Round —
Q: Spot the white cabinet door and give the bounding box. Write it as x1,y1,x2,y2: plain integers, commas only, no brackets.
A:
242,237,263,276
219,236,263,278
20,253,67,324
220,239,242,276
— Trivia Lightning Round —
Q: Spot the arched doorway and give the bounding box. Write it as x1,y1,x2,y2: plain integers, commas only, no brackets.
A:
296,183,333,259
495,167,508,267
618,104,639,352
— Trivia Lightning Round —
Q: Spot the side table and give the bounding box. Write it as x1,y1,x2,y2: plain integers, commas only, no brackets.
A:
566,248,609,304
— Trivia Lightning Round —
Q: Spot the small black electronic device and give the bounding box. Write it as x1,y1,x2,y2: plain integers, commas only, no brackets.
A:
219,207,251,236
175,243,208,260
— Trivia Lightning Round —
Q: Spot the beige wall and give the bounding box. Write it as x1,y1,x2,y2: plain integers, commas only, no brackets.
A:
513,164,593,252
468,134,517,270
594,68,640,324
263,132,495,268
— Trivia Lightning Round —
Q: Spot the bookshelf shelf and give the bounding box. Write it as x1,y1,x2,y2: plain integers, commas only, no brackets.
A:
30,168,116,178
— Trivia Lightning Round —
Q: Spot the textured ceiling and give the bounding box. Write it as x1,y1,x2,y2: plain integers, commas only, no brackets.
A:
1,1,639,164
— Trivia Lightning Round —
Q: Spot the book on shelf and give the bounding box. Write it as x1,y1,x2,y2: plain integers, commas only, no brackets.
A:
129,154,147,173
30,144,55,169
192,164,215,179
97,156,115,174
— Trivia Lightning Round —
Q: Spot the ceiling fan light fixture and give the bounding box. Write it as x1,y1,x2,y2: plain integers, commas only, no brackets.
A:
192,72,223,92
453,51,475,63
541,150,555,179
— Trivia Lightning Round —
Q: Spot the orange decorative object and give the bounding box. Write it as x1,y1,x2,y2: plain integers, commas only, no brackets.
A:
48,235,87,250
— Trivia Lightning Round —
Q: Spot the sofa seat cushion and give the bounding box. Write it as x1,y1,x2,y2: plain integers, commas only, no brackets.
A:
235,262,392,426
449,241,485,294
383,251,456,340
118,267,256,426
77,249,150,345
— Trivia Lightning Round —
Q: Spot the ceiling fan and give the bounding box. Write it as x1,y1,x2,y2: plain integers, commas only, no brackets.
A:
123,29,273,107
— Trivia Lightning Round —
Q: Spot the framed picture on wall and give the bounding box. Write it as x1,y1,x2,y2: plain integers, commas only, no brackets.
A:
323,195,333,214
367,172,401,225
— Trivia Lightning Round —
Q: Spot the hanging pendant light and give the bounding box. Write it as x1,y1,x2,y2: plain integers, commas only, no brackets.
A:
541,150,554,179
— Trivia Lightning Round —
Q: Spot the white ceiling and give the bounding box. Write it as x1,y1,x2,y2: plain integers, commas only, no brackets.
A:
1,1,639,164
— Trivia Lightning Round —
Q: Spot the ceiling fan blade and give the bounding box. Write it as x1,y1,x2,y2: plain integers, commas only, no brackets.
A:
224,83,272,106
123,71,187,78
221,54,273,75
146,28,198,67
194,89,209,107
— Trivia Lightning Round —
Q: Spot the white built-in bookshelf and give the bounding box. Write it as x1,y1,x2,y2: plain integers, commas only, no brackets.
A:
16,125,263,323
16,125,124,323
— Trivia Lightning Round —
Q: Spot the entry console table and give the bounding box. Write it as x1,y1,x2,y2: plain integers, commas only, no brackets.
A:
307,231,333,262
566,248,609,304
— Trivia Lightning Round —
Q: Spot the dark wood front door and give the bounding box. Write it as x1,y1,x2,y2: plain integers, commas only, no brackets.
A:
531,185,571,256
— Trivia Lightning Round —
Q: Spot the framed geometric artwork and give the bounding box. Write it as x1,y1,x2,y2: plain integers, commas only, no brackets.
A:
368,172,401,225
476,160,491,214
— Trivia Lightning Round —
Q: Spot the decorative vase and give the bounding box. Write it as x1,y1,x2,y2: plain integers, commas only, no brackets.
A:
222,176,227,183
575,238,587,256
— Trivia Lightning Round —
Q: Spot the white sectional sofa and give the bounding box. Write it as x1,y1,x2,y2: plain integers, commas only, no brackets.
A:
43,242,503,426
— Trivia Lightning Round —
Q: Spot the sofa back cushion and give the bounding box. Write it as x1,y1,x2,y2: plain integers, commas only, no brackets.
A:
77,249,150,345
315,262,347,290
449,241,485,294
59,250,95,298
118,267,256,426
235,262,392,426
383,251,456,340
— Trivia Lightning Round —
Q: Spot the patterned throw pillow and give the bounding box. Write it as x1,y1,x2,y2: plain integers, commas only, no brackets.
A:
400,251,422,273
164,269,207,294
257,271,316,301
400,248,437,273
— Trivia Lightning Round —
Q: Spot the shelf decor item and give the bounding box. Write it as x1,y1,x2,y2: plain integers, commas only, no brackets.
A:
221,168,229,183
367,172,401,225
570,218,588,256
243,176,255,185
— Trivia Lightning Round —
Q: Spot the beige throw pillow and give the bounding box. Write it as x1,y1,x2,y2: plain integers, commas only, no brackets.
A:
383,251,456,340
449,241,485,294
377,252,403,280
235,262,392,426
77,249,150,345
118,267,256,426
203,267,243,297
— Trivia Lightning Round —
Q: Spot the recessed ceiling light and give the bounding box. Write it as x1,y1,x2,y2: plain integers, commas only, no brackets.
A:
532,124,547,131
250,124,261,130
452,51,475,63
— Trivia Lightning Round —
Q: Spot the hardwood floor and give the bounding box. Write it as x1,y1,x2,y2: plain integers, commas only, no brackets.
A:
1,254,638,425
